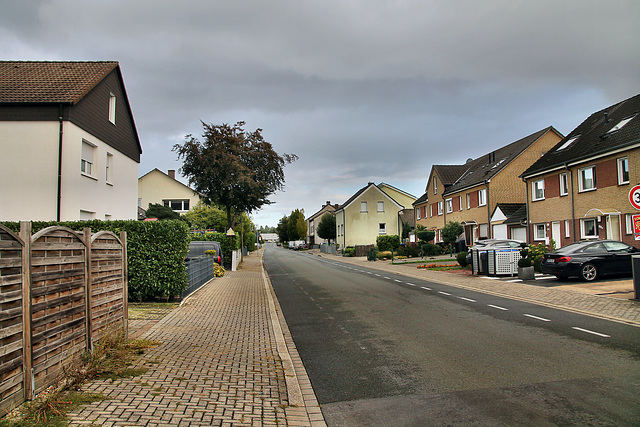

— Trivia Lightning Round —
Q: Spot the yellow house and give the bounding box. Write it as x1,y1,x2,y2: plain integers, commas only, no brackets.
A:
335,182,416,248
138,169,202,216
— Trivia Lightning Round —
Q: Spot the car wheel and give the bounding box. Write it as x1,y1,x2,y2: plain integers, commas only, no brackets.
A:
579,263,598,281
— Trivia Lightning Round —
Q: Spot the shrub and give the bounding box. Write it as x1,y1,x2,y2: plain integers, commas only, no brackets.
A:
367,246,378,261
399,243,420,258
518,244,533,268
343,246,355,257
457,251,468,267
533,255,544,272
213,264,226,277
376,235,401,252
421,243,442,256
377,251,392,260
416,230,435,243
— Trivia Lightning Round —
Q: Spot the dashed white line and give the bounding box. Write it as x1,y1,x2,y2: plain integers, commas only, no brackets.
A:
374,274,381,277
506,279,522,283
420,286,432,291
488,304,508,311
572,327,610,338
384,277,392,280
524,314,551,322
406,283,417,287
394,279,402,283
458,296,476,302
438,291,451,296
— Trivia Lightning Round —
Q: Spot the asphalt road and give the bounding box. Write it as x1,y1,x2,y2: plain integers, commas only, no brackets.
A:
264,245,640,426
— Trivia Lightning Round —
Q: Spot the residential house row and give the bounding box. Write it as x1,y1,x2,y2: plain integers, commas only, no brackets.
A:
0,61,142,221
308,93,639,249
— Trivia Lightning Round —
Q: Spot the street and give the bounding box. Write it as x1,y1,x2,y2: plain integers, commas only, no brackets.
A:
264,245,640,426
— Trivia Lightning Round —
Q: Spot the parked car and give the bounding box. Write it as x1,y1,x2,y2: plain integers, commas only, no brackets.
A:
467,239,523,265
541,239,640,281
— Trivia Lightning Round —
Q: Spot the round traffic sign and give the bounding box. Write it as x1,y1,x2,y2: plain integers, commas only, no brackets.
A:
630,185,640,210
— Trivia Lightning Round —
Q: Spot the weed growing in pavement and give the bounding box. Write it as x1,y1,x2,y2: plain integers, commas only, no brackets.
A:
1,330,159,427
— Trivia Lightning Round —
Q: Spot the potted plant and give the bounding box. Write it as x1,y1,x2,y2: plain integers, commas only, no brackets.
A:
517,243,535,280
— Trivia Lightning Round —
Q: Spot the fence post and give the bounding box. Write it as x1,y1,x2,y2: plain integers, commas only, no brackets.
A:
120,231,128,340
19,221,33,401
83,228,93,352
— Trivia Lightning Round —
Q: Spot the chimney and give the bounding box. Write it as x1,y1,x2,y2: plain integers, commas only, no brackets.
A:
168,170,176,179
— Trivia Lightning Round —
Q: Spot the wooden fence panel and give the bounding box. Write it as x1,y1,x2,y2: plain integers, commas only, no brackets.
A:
29,227,87,396
0,225,25,415
90,231,125,343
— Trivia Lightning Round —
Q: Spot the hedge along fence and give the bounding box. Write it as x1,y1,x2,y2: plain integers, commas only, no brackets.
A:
1,220,190,301
0,223,128,415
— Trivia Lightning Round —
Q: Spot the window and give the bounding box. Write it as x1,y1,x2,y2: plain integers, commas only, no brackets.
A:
163,199,190,211
445,198,453,213
479,224,488,239
618,157,629,185
557,135,578,151
108,93,116,124
433,177,437,195
466,193,471,210
437,201,443,216
534,223,546,241
625,214,634,235
416,208,421,220
606,114,636,135
81,141,95,177
565,220,571,238
138,198,142,208
559,173,568,196
377,201,384,212
532,179,545,201
360,201,368,213
478,189,487,206
578,166,596,192
581,218,598,239
105,153,113,183
80,210,95,220
379,223,386,235
458,196,463,211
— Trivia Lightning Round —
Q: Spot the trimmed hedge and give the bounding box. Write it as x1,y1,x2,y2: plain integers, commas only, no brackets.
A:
376,235,401,252
1,220,190,301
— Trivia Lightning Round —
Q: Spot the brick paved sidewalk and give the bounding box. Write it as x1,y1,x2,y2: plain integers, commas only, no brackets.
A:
68,250,325,426
312,251,640,326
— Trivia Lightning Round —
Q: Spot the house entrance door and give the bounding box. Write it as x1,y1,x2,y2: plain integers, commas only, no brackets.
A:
551,221,561,248
606,214,621,240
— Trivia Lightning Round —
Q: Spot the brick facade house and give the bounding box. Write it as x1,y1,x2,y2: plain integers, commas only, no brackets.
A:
521,94,640,248
415,127,563,245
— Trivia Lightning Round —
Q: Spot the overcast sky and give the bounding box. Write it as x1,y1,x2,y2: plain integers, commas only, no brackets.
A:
2,1,639,227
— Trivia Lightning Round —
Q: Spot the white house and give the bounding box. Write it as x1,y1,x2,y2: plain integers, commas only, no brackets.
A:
138,168,202,215
0,61,142,221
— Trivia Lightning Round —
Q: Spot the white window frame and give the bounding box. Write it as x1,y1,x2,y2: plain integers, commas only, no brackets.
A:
532,179,545,201
105,152,113,184
416,208,421,220
163,199,190,212
478,189,487,207
445,198,453,213
466,193,471,210
564,220,571,238
617,157,629,185
433,177,437,195
108,92,116,124
581,218,598,239
534,223,546,241
578,165,596,192
377,201,384,212
559,172,568,196
81,140,96,178
360,201,368,213
458,196,463,211
437,201,443,216
379,223,387,235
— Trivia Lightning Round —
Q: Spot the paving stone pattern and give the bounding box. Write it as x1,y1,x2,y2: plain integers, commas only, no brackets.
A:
68,253,315,426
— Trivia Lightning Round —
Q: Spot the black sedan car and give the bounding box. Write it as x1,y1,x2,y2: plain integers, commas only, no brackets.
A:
541,239,640,281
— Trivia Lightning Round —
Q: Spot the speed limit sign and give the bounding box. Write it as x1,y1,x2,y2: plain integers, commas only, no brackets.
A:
630,185,640,210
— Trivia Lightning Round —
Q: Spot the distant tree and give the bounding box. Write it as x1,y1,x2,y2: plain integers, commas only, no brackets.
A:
145,203,182,220
277,215,289,243
183,201,227,230
288,209,307,241
316,213,336,244
442,221,463,256
173,121,297,229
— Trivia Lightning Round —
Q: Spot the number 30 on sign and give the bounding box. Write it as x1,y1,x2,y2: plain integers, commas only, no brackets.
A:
630,185,640,210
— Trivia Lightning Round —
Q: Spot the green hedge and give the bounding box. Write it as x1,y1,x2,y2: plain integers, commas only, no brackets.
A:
1,220,190,301
376,235,401,252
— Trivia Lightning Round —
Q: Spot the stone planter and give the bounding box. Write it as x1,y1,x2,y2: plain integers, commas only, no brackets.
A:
518,266,535,280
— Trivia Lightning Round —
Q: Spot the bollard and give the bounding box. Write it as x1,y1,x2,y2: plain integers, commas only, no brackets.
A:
633,255,640,300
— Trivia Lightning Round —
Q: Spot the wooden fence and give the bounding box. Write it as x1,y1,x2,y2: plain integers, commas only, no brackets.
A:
0,222,127,415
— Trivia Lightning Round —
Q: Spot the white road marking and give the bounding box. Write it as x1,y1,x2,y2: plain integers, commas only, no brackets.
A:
524,314,551,322
458,297,476,302
406,283,417,287
488,304,508,311
395,279,402,283
438,291,451,296
572,327,610,338
507,279,522,282
384,277,392,280
420,286,432,291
